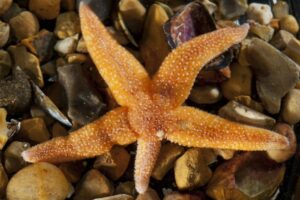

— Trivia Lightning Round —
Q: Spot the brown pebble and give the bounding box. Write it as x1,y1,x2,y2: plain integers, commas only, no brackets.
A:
280,15,299,34
51,122,68,137
55,11,80,39
136,188,160,200
115,181,136,197
0,108,8,150
0,0,12,16
0,50,11,78
0,164,8,198
29,0,61,20
20,117,50,143
59,161,85,183
0,20,9,48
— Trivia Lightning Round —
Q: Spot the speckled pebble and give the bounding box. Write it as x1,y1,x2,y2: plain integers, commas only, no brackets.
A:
247,3,273,25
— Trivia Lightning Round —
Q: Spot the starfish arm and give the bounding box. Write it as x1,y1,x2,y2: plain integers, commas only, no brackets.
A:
152,24,249,108
164,106,289,151
22,107,138,163
134,138,161,194
80,3,151,107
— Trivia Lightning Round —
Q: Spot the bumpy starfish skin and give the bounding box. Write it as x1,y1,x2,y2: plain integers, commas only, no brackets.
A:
22,3,290,194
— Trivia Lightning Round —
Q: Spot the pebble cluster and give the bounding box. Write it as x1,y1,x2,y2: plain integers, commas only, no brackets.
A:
0,0,299,200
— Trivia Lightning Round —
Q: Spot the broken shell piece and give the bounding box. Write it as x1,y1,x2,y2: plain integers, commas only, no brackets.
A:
0,108,8,150
207,152,285,200
267,123,296,163
219,101,276,129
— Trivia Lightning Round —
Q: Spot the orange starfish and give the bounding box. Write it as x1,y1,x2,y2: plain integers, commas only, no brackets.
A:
22,3,289,193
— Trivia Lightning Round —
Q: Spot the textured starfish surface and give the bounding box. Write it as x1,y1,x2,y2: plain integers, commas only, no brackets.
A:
22,3,290,194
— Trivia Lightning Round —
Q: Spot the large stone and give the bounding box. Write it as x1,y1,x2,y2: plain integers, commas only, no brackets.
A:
9,11,39,40
20,117,50,143
281,89,300,124
152,143,184,180
219,101,276,129
221,63,252,100
7,162,72,200
29,0,61,20
247,3,273,25
73,169,114,200
246,38,300,114
54,11,80,39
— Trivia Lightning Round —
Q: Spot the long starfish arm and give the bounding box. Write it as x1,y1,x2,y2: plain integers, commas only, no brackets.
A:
152,25,249,108
22,107,138,163
164,106,289,151
134,138,161,194
80,3,151,107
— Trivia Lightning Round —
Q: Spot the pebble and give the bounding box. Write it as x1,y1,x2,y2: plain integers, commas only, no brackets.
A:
163,192,205,200
281,89,300,124
246,38,300,114
247,3,273,25
0,20,9,48
94,194,134,200
0,0,12,16
152,143,184,181
76,36,88,53
19,118,50,143
0,50,11,79
54,11,80,39
8,45,44,87
174,148,212,190
213,149,235,160
30,105,54,126
7,162,72,200
1,3,22,22
0,164,8,198
267,123,296,163
9,11,40,40
189,85,222,104
272,1,289,19
66,53,88,64
54,35,78,55
0,108,8,150
41,60,57,76
136,188,160,200
221,63,252,100
73,169,114,200
249,21,274,41
61,0,75,11
219,0,248,19
4,141,30,173
270,29,295,50
279,15,299,35
94,146,130,181
283,37,300,65
219,101,276,129
233,95,264,112
29,0,61,20
21,29,57,62
237,39,251,66
51,122,68,138
115,181,136,197
59,161,85,183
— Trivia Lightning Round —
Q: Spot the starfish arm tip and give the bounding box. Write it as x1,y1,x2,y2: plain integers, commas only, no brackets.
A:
135,182,148,194
21,150,34,163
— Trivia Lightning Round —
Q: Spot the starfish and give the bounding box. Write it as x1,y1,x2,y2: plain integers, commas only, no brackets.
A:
22,3,289,194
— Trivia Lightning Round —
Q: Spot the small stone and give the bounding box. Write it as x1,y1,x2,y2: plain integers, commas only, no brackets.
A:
249,21,274,41
59,162,85,184
73,169,114,200
270,29,295,50
219,0,248,19
152,143,184,180
267,123,296,163
7,162,72,200
54,35,78,55
136,188,160,200
115,181,136,197
9,11,39,40
281,89,300,124
94,194,134,200
0,164,8,198
247,3,273,25
246,38,300,114
214,149,235,160
0,108,8,150
66,53,88,64
221,63,252,100
283,38,300,65
55,11,80,39
219,101,276,129
29,0,61,20
41,61,57,76
8,45,44,87
4,141,30,173
94,146,130,181
61,0,75,11
51,122,68,138
279,15,299,35
189,85,222,104
0,20,9,48
21,29,57,62
1,3,22,22
0,50,11,79
76,36,88,53
272,1,289,19
233,95,264,112
19,118,50,143
0,0,12,16
174,148,212,190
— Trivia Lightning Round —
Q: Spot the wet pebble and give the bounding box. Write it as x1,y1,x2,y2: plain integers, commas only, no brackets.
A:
189,85,222,104
7,162,72,200
55,11,80,39
19,117,50,143
279,15,299,35
281,89,300,124
0,20,9,48
9,11,40,40
29,0,61,20
0,0,12,16
247,3,273,25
